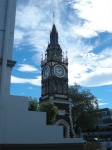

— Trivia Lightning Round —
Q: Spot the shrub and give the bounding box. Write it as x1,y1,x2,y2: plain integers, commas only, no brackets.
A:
84,142,101,150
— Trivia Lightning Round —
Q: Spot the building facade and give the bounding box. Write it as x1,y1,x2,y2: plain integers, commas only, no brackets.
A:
97,108,112,139
40,24,74,138
83,108,112,140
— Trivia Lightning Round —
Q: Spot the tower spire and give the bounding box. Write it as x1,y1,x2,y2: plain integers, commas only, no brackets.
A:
50,22,58,48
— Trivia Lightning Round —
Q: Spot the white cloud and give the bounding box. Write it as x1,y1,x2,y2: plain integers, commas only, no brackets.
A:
68,45,112,87
99,103,108,106
15,3,39,29
16,64,39,72
97,98,102,101
69,68,112,87
11,75,41,86
75,26,97,38
13,0,112,88
14,0,112,50
14,29,25,45
71,0,112,37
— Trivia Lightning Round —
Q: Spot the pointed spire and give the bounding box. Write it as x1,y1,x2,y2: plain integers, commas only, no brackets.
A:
50,24,58,48
45,13,62,62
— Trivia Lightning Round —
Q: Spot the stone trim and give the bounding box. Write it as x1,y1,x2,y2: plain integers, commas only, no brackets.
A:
0,58,16,67
7,59,16,67
55,119,70,138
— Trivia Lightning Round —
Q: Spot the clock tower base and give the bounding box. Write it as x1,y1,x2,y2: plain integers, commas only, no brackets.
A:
40,94,75,138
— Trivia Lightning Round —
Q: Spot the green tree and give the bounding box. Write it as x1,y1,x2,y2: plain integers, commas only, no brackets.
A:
69,84,101,132
28,97,39,111
39,100,58,125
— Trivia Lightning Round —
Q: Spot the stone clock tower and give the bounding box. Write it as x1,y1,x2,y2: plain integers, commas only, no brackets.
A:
40,24,74,138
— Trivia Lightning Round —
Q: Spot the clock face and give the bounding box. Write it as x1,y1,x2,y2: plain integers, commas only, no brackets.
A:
54,65,65,77
43,65,50,79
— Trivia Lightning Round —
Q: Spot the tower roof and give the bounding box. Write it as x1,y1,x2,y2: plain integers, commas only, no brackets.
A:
50,24,58,48
52,24,57,32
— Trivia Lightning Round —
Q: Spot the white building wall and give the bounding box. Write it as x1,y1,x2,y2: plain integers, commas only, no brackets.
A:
2,95,82,144
3,95,62,144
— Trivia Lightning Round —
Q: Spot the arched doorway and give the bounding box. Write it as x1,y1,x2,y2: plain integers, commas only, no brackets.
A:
55,119,69,138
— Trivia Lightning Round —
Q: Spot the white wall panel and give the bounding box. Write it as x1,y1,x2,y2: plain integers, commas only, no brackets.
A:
0,31,4,57
0,0,7,30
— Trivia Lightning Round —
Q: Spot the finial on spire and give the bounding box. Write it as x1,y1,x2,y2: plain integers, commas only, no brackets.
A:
53,11,55,24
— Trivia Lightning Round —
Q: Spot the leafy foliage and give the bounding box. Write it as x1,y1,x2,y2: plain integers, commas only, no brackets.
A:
28,97,39,111
84,142,101,150
28,98,58,125
69,84,101,131
39,100,58,125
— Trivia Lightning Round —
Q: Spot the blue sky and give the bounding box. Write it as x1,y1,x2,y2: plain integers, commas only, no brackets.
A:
11,0,112,109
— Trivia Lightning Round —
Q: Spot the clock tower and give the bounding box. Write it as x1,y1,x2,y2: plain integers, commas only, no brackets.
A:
40,24,74,138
